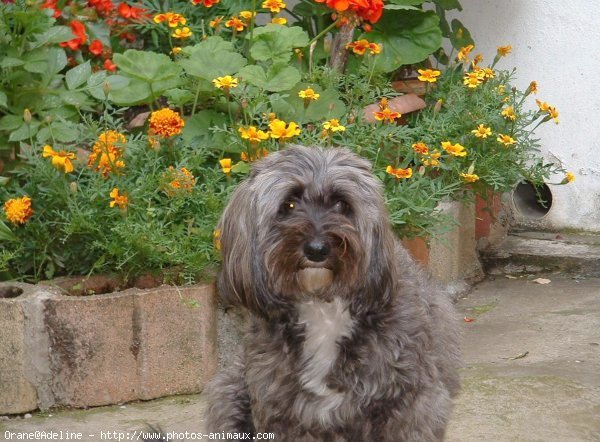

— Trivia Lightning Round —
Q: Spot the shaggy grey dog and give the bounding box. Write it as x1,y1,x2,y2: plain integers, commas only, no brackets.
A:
205,145,460,441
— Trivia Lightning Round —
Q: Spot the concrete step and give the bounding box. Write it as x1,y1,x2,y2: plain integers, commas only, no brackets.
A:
481,229,600,276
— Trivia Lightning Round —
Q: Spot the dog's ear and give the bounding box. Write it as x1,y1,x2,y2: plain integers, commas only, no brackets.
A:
216,180,257,311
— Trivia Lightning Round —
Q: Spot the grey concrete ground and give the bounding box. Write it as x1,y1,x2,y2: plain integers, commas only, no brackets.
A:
2,275,599,441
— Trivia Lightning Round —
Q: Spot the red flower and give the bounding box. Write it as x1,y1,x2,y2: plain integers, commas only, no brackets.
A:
117,3,146,20
104,59,117,72
89,39,104,56
41,0,61,17
315,0,383,24
60,20,87,51
88,0,115,15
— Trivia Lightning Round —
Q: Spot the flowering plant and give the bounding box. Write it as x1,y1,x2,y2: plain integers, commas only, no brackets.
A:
0,0,570,284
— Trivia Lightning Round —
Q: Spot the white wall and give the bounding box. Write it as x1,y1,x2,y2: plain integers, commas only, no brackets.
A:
451,1,600,232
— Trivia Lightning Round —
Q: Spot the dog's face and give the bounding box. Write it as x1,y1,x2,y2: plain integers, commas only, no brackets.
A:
218,146,397,317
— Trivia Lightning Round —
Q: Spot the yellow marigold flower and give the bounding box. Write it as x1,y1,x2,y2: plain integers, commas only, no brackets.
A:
473,53,484,65
497,134,516,146
172,27,192,39
417,69,441,83
497,45,512,57
463,71,484,88
472,124,492,138
213,228,222,250
386,166,413,179
154,12,187,27
220,158,232,174
268,119,301,140
536,99,550,112
171,47,182,55
262,0,286,13
346,39,380,55
213,75,239,91
323,119,346,133
548,106,559,124
476,67,495,79
109,188,128,209
412,142,429,155
460,172,480,183
457,44,474,61
3,196,33,225
225,17,246,32
564,172,575,183
149,108,185,138
497,85,506,95
298,88,320,101
272,17,287,25
88,131,126,177
239,10,256,21
239,126,269,143
501,106,516,121
153,13,166,23
441,141,467,157
42,145,76,173
423,151,441,167
210,16,224,29
373,107,401,123
241,148,268,162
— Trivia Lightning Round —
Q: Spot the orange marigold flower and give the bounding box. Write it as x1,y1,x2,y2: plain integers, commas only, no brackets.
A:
149,108,185,138
109,188,128,209
3,196,34,225
154,12,186,27
191,0,220,6
268,119,301,140
239,126,269,143
527,81,538,95
547,106,559,124
225,17,246,32
386,166,412,179
171,47,182,55
441,141,467,157
497,45,512,57
315,0,384,24
412,142,429,155
42,145,76,173
463,71,484,88
88,130,126,177
210,16,224,29
417,69,441,83
163,166,196,196
473,53,484,65
373,103,401,123
262,0,286,13
423,151,441,167
457,44,474,61
347,39,380,56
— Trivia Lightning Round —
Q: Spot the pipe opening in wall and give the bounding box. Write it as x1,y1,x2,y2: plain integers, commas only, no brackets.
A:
512,181,553,220
0,286,23,298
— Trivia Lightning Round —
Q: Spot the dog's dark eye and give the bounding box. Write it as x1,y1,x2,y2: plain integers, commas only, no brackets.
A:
279,200,296,215
332,200,350,214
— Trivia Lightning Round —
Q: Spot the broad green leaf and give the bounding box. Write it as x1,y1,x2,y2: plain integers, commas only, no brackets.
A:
231,161,250,175
292,1,330,17
36,122,79,143
368,10,442,72
249,25,309,64
1,57,24,68
164,88,195,106
433,0,462,10
237,64,301,92
0,115,24,132
87,73,129,100
183,36,234,55
108,78,154,105
179,41,246,81
8,122,40,142
0,91,7,108
66,61,92,90
31,26,73,48
113,50,182,83
182,110,227,145
449,19,474,49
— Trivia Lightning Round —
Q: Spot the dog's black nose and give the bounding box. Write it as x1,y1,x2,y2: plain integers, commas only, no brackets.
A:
303,239,330,262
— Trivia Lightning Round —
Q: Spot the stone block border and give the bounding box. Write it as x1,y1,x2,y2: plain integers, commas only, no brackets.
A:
0,283,217,415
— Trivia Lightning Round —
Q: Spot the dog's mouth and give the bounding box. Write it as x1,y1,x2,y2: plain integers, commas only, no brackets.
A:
297,264,334,294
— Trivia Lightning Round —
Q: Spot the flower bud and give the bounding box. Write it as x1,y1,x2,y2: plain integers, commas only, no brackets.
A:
103,81,111,97
23,109,32,124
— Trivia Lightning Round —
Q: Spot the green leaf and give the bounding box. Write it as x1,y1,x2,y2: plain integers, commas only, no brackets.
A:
8,122,40,142
164,88,195,106
449,19,474,49
0,221,16,242
179,39,247,81
249,25,309,64
368,10,442,72
108,78,153,105
237,64,301,92
66,61,92,90
0,115,24,132
0,57,24,68
0,91,7,108
231,161,250,175
31,26,74,48
433,0,462,10
182,110,227,145
87,72,130,100
113,50,182,84
36,121,79,143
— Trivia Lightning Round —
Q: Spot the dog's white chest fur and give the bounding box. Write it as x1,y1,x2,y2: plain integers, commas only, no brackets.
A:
297,298,354,396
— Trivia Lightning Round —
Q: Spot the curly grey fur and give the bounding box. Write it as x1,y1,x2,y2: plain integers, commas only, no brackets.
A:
205,146,461,441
